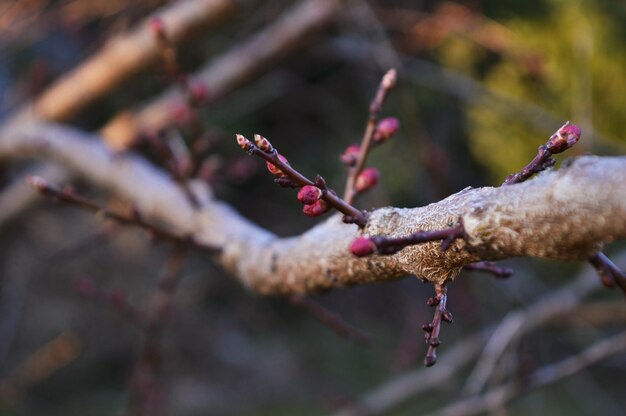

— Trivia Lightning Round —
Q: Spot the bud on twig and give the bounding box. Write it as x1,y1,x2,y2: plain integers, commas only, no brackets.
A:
297,185,322,205
266,154,290,176
547,122,582,153
235,134,252,151
350,237,376,257
341,144,361,166
355,167,380,193
374,117,400,143
254,134,273,152
302,199,330,217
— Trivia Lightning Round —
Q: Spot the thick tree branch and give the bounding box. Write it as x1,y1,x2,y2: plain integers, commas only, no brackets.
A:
1,122,626,294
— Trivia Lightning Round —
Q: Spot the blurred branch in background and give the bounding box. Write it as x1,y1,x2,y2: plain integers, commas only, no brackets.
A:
334,254,626,416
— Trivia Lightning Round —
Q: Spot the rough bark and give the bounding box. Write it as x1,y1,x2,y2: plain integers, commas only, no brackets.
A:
1,122,625,294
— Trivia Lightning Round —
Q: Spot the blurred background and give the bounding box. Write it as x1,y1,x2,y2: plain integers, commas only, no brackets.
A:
0,0,625,415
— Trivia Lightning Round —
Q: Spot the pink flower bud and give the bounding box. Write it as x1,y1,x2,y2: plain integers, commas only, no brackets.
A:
254,134,273,152
355,167,380,193
341,144,361,166
190,81,209,103
266,154,289,176
548,123,582,153
374,117,400,143
560,123,581,146
297,185,322,205
350,237,376,257
302,199,330,217
235,134,252,151
382,68,397,90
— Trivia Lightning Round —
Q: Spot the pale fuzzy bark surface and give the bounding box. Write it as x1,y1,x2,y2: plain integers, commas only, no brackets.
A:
2,122,625,294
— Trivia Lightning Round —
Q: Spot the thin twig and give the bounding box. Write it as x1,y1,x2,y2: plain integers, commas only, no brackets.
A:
589,252,626,297
351,223,465,257
503,121,581,185
289,295,371,346
343,69,396,205
423,285,453,367
463,261,513,279
126,245,186,416
27,176,217,253
237,134,368,226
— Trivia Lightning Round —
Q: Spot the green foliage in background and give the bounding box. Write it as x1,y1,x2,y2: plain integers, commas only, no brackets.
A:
438,0,626,181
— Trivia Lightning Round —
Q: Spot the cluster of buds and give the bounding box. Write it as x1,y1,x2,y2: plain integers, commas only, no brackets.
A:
297,185,330,217
236,133,361,220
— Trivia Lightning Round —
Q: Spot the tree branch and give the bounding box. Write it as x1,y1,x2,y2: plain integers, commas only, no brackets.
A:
17,0,235,123
2,122,626,294
101,0,341,149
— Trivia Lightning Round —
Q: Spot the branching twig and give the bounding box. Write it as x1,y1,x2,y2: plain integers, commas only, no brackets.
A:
343,69,397,205
236,134,368,226
333,261,619,416
422,285,453,367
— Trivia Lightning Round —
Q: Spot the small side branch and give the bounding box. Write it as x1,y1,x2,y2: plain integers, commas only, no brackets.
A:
343,69,398,205
27,176,217,253
503,122,581,185
589,252,626,297
422,285,453,367
289,295,371,346
463,261,513,279
236,134,368,226
350,223,465,257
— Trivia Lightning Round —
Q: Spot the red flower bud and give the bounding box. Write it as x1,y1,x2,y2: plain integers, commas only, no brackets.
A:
355,167,380,193
350,237,376,257
341,144,361,166
374,117,400,143
254,134,273,152
302,199,330,217
297,185,322,205
235,134,252,151
266,154,289,176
